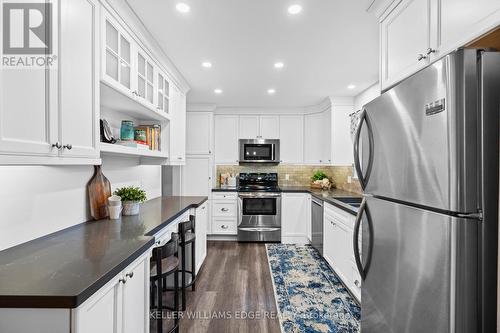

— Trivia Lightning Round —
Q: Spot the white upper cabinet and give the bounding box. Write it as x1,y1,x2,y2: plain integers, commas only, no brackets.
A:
436,0,500,58
322,109,332,165
259,116,280,139
279,115,304,164
182,156,212,197
169,86,186,164
0,0,99,164
331,105,354,166
238,116,259,139
135,50,156,107
380,0,431,90
156,72,170,114
304,112,325,164
186,112,213,155
215,115,239,164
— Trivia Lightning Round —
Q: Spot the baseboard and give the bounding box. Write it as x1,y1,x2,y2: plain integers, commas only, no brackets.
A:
207,234,238,241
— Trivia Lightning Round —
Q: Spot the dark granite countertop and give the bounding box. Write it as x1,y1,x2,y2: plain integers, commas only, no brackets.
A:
0,196,207,309
211,186,361,215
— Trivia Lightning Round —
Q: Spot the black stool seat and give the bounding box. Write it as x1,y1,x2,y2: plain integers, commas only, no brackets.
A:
179,232,195,245
150,256,179,276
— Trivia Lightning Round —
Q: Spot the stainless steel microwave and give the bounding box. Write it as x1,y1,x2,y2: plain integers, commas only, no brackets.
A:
238,139,280,164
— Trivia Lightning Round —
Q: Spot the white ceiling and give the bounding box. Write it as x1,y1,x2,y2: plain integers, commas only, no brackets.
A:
127,0,379,108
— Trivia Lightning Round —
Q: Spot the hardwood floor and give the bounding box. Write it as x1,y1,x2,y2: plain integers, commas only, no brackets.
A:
151,241,282,333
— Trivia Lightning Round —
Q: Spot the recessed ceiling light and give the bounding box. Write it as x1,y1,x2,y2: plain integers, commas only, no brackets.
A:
214,89,223,94
202,61,212,68
274,62,284,69
347,84,356,89
288,4,302,15
176,3,190,13
267,89,276,95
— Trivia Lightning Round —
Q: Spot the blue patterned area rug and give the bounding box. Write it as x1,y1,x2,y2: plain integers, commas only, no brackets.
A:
266,244,360,333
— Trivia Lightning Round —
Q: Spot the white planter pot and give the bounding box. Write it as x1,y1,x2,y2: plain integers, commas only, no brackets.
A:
122,201,140,216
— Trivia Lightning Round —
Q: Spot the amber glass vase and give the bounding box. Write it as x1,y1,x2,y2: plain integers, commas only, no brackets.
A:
87,165,111,220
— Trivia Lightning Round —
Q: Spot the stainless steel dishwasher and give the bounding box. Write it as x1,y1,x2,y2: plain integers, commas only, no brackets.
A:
311,197,323,255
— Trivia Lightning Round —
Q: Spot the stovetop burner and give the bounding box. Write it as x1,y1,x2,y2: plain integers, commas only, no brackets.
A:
238,173,279,192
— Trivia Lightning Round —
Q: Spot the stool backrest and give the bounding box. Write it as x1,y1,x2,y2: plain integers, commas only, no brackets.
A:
152,232,179,261
179,215,195,235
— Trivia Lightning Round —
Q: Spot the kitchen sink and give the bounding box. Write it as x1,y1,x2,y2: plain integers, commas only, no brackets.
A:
335,197,362,208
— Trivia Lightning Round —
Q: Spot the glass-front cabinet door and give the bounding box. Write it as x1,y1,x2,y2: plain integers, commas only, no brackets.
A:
156,72,170,114
136,51,155,106
104,17,132,92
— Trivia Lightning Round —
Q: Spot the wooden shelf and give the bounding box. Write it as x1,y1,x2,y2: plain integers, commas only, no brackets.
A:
100,142,168,159
100,81,171,122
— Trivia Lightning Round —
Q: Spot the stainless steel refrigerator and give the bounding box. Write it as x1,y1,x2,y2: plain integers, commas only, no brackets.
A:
353,49,499,333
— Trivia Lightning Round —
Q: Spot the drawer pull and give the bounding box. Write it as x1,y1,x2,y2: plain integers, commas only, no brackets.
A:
119,278,127,284
354,279,361,288
221,208,229,212
221,225,229,229
126,272,134,279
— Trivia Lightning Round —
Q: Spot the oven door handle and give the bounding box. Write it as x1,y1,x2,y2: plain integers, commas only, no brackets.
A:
238,227,280,232
238,193,281,198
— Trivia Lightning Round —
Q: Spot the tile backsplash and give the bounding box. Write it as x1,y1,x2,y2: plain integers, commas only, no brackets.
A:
216,164,362,194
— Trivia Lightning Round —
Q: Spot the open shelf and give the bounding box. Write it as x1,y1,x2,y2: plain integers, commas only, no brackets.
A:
100,142,168,159
100,81,171,122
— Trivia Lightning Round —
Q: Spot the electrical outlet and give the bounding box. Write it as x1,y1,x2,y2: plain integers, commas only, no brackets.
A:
347,175,352,184
285,174,290,181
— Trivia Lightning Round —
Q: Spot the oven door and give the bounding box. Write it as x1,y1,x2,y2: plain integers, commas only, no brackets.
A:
238,193,281,228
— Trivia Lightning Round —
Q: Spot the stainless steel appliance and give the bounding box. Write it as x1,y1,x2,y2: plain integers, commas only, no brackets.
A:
239,139,280,164
311,197,323,255
353,49,499,333
237,173,281,242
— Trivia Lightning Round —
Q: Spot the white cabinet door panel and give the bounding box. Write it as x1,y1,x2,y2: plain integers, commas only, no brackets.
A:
182,156,212,197
122,257,148,333
195,202,208,273
259,116,279,139
381,0,430,89
238,116,259,139
279,115,304,164
331,105,354,166
281,193,309,244
304,112,324,164
186,112,212,155
59,0,98,158
215,115,239,164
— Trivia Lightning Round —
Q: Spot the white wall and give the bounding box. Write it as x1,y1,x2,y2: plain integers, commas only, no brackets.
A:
0,157,161,251
354,83,380,111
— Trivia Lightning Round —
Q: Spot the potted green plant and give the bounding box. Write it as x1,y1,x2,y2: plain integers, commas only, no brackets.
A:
311,170,332,190
114,186,147,216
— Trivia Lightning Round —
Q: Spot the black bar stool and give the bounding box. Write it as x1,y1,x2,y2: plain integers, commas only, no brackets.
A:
178,215,196,311
150,232,180,333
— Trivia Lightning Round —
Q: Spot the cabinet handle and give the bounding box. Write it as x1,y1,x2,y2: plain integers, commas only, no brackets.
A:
52,142,62,149
221,225,229,229
132,91,138,96
63,144,72,150
319,160,322,163
209,150,212,154
119,278,127,284
177,157,183,160
417,54,427,61
426,48,436,55
221,208,229,212
126,272,134,279
202,206,206,210
354,279,361,288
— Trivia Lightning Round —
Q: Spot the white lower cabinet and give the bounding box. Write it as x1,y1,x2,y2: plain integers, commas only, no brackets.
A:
195,201,208,273
211,192,237,235
281,193,310,244
323,203,360,301
72,251,150,333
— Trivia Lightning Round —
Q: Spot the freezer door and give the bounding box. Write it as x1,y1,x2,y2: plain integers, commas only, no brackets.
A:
357,196,478,333
357,49,480,213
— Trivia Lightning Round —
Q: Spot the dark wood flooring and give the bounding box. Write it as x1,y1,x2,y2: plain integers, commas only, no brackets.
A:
152,241,281,333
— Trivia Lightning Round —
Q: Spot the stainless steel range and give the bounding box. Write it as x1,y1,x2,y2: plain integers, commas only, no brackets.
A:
237,173,281,242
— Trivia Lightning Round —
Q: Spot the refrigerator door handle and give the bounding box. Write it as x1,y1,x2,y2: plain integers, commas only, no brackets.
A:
353,198,374,280
353,109,374,190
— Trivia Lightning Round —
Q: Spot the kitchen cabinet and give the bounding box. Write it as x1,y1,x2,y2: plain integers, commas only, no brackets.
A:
72,251,150,333
323,203,358,300
239,116,260,139
186,112,213,155
238,115,279,139
156,72,170,114
195,201,208,273
182,156,212,197
259,116,280,139
0,0,99,164
168,85,186,164
304,112,326,164
281,193,310,244
135,50,156,107
331,105,354,166
215,115,239,164
380,0,432,90
211,192,237,235
279,115,304,164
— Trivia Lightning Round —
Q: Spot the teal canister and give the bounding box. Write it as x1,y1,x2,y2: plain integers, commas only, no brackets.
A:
120,120,134,141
